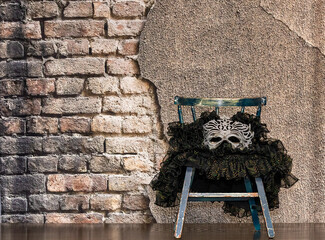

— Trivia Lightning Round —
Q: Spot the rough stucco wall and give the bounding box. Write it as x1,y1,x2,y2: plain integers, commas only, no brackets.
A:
139,0,325,223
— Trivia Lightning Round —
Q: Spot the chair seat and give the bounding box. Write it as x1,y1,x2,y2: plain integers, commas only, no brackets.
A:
188,192,259,202
188,192,259,198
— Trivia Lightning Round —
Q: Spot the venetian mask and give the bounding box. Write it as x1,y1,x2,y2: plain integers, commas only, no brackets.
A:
203,118,254,150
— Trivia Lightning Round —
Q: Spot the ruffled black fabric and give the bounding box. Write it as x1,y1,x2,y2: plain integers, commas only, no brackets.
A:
151,111,298,217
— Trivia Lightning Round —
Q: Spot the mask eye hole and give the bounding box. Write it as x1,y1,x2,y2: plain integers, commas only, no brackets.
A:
210,137,222,143
228,136,240,143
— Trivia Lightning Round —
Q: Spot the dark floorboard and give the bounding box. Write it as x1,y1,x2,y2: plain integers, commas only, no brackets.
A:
1,223,325,240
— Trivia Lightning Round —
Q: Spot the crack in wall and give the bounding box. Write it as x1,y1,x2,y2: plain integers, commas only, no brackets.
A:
259,0,325,57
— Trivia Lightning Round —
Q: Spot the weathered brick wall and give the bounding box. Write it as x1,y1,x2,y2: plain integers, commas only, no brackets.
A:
0,0,165,223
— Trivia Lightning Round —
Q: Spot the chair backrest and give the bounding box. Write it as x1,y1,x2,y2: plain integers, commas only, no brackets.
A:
174,96,267,123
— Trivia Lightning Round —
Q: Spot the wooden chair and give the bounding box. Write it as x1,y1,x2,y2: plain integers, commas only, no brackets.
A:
173,96,274,239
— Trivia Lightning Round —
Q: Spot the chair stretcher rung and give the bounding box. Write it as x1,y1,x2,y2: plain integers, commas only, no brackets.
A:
188,192,259,198
188,197,254,202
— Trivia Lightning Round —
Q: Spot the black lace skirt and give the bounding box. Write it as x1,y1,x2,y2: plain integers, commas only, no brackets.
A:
151,111,298,217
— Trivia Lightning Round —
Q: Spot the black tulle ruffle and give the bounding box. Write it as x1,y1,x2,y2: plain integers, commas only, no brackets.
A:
151,111,298,217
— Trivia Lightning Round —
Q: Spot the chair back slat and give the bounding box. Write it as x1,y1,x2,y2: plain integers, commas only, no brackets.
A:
174,96,266,107
191,106,197,121
241,106,245,113
215,107,219,115
175,96,266,122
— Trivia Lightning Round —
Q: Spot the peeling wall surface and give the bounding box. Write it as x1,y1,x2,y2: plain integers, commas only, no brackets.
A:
139,0,325,223
0,0,163,224
261,0,325,55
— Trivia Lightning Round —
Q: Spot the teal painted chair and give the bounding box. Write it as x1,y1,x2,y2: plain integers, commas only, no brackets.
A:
173,96,274,239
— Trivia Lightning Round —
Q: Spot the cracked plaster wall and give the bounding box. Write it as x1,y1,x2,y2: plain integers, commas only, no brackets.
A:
261,0,325,55
139,0,325,223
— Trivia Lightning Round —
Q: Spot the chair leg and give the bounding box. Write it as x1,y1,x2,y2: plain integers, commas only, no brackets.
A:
253,231,261,240
174,167,195,239
255,177,275,238
244,177,261,231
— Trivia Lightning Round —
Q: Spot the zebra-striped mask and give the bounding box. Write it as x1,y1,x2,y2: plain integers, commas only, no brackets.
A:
203,118,254,150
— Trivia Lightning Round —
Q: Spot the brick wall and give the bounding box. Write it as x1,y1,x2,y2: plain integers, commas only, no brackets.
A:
0,0,165,223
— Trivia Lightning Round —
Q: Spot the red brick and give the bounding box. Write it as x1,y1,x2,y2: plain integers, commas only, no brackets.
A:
1,60,41,78
0,22,41,39
0,42,6,58
57,39,89,56
6,60,27,77
60,117,91,133
44,20,105,38
7,41,24,58
112,1,145,18
2,214,44,223
26,78,55,96
42,136,104,154
0,41,24,59
0,61,6,77
59,195,90,211
29,194,60,211
29,2,59,19
47,174,107,192
28,156,58,173
118,39,139,55
27,40,56,57
91,39,118,55
105,137,152,154
122,194,149,210
45,58,105,76
47,175,66,192
0,118,25,135
0,98,41,117
105,212,154,223
0,79,24,96
107,58,139,75
123,155,153,172
42,97,102,114
90,194,122,211
122,116,152,134
91,115,122,133
93,2,110,18
102,95,153,115
2,196,27,213
89,154,123,173
0,137,42,155
1,174,45,194
56,78,84,95
46,213,103,223
27,60,43,78
0,3,25,21
58,155,88,173
71,175,107,192
64,2,93,18
107,20,144,37
120,77,150,94
87,77,119,95
108,174,151,191
27,117,58,134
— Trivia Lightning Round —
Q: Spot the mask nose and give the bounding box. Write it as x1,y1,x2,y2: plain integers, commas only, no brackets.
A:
219,140,233,149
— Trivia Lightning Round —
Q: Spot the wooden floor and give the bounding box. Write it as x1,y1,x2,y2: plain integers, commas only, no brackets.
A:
1,223,324,240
